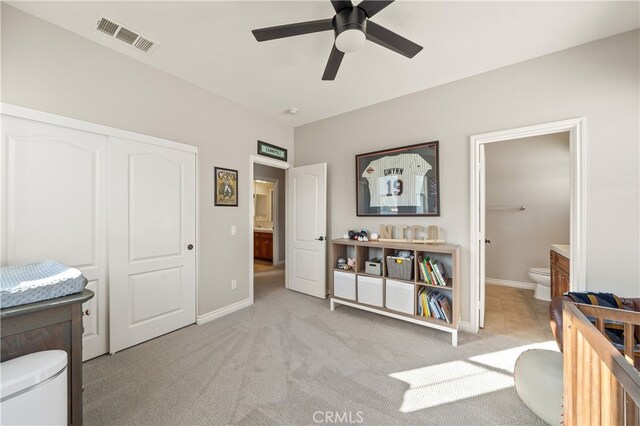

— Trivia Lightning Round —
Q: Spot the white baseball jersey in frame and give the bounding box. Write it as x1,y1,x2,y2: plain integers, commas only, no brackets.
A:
362,153,432,208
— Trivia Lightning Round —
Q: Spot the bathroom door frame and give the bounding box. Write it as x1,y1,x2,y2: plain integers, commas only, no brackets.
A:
469,117,586,333
253,174,281,266
249,155,291,304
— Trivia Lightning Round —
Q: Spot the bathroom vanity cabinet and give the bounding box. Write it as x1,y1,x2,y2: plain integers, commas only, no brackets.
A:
254,231,273,261
550,250,570,297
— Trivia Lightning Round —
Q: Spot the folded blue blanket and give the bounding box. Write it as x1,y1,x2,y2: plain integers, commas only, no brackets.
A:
0,260,87,309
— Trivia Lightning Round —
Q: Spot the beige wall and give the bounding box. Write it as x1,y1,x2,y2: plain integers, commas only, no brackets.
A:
295,30,640,325
485,133,570,283
254,164,286,264
0,5,294,316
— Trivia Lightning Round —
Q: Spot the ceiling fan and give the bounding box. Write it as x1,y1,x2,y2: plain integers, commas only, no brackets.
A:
251,0,423,80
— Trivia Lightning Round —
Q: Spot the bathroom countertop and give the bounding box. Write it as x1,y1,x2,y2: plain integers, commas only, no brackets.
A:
254,228,274,233
550,244,570,259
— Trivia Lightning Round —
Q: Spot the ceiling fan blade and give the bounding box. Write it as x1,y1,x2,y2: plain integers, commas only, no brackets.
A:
330,0,353,13
357,0,394,18
252,19,334,42
322,45,345,80
365,20,423,58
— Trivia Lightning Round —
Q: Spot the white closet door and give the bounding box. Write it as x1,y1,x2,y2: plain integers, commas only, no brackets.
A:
108,137,196,353
0,115,109,360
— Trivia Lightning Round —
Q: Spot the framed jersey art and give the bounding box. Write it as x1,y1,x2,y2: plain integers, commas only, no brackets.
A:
356,141,440,216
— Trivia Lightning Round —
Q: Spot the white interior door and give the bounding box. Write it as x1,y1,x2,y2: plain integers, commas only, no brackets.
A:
286,163,327,298
109,137,196,353
0,115,109,360
479,144,487,328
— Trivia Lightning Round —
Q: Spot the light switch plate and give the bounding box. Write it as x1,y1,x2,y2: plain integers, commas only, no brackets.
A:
231,226,237,235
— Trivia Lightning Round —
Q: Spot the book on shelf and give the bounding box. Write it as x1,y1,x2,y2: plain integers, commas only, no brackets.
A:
427,258,444,286
434,261,447,286
424,259,438,285
437,295,452,324
417,287,431,317
416,287,452,323
417,258,431,285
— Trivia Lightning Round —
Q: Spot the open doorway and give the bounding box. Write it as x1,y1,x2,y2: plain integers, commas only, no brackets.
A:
253,168,285,276
482,132,569,341
469,118,586,335
249,156,290,303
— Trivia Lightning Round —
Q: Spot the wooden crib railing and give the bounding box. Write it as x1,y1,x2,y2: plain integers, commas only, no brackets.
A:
563,302,640,425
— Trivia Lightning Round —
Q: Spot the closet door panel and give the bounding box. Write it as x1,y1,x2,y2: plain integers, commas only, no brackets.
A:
1,115,109,360
130,154,182,261
5,135,96,266
109,136,196,354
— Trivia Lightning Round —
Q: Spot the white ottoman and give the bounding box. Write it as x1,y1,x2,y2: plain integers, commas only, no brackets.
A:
514,349,563,425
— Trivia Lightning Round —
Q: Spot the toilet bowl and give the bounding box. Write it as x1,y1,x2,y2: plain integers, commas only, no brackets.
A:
528,267,551,301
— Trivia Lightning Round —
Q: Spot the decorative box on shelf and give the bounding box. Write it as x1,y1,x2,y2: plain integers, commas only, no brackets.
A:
365,260,382,276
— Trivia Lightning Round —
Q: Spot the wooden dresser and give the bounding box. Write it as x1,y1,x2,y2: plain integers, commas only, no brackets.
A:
1,289,94,425
550,249,570,297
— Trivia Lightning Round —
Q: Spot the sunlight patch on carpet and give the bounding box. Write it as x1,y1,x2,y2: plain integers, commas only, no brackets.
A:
389,340,558,413
468,340,559,373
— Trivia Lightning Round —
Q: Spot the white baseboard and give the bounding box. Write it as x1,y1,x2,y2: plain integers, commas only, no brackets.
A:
274,260,285,266
196,298,252,325
459,320,476,333
485,277,536,290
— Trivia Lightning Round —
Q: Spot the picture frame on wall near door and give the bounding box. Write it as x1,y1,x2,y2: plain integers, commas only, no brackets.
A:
214,167,238,206
356,141,440,216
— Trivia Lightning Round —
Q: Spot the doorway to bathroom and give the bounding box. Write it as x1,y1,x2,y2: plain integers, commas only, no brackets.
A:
482,132,570,341
469,118,587,336
252,163,286,296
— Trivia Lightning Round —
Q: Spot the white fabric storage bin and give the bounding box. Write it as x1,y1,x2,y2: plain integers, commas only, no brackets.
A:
357,276,383,307
333,271,356,300
385,279,414,314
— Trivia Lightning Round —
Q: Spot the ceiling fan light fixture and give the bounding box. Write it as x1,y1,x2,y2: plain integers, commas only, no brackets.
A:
335,28,366,52
333,6,367,53
251,0,423,80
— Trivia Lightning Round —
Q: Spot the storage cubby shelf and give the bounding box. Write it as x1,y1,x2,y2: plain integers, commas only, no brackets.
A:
330,238,461,346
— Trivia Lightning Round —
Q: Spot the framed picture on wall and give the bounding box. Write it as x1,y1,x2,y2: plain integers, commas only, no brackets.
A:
214,167,238,207
356,141,440,216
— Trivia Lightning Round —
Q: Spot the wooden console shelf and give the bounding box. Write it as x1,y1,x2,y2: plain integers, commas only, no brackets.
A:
330,238,461,346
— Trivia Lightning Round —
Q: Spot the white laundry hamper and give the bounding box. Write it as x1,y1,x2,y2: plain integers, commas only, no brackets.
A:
1,350,67,425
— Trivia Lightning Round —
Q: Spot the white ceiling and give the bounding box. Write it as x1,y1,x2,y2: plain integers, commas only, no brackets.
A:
8,1,640,127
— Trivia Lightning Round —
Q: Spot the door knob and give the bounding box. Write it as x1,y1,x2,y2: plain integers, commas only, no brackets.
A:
315,236,325,241
83,309,91,316
187,244,194,250
485,239,491,244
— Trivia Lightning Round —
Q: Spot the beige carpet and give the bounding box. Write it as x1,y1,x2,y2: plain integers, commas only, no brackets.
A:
253,260,284,274
83,274,552,425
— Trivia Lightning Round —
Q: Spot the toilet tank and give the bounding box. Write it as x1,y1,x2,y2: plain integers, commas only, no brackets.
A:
1,350,67,425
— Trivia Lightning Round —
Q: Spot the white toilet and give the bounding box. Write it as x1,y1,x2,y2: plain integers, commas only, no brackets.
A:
528,267,551,301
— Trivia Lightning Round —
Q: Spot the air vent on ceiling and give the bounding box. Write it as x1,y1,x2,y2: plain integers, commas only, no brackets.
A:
95,17,159,54
97,17,118,36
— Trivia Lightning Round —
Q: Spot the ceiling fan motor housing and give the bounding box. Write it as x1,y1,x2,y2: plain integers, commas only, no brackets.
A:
334,7,367,52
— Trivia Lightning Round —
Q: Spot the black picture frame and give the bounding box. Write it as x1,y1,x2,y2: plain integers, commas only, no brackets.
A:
257,140,288,162
356,141,440,216
214,167,238,207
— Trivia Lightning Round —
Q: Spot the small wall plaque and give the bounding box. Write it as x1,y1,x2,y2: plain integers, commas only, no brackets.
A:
258,140,288,162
